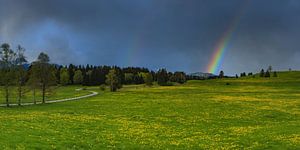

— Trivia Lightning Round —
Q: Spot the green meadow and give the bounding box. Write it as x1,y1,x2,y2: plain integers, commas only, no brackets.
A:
0,86,91,104
0,71,299,149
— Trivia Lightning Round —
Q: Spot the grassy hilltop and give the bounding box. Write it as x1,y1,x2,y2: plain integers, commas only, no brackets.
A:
0,71,299,149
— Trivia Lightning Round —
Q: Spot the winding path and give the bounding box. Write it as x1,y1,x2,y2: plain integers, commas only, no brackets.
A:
0,89,98,107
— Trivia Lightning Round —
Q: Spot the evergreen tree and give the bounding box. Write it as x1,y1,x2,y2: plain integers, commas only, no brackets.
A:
260,69,265,77
172,72,186,84
265,70,270,77
273,71,278,77
157,68,169,86
68,64,75,84
219,71,224,78
268,65,272,72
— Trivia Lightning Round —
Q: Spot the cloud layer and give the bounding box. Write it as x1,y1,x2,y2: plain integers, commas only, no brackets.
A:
0,0,299,74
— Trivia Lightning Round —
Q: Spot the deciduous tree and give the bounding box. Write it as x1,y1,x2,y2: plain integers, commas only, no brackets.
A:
31,52,56,103
106,69,120,92
0,43,16,107
15,45,27,106
73,70,83,84
60,68,69,85
144,73,153,86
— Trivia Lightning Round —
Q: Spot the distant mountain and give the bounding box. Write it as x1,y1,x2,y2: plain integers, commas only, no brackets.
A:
188,72,217,78
23,63,30,70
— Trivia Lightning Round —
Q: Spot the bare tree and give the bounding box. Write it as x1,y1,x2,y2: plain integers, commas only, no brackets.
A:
0,43,16,107
30,52,56,103
15,45,27,106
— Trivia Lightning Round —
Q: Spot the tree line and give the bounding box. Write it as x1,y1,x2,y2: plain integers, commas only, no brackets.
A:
0,43,187,106
237,66,278,78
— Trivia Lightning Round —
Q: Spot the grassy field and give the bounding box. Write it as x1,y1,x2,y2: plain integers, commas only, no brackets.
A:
0,71,299,149
0,86,91,104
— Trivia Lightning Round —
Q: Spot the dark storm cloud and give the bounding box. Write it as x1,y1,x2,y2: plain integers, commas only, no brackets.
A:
0,0,299,74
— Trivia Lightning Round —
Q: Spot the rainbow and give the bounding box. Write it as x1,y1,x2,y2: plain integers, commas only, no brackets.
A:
206,1,249,74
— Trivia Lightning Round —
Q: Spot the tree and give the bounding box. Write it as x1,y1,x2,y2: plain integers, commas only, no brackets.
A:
31,52,56,103
171,72,186,84
73,70,83,84
219,71,224,78
27,66,38,104
265,70,270,77
273,71,278,77
143,73,153,86
268,65,272,72
0,43,16,107
260,69,265,77
157,69,169,86
240,72,246,77
106,69,120,92
60,68,69,85
15,45,27,106
235,74,239,78
68,64,75,84
124,73,134,84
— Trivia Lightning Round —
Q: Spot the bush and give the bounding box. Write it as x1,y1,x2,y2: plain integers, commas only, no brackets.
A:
100,84,106,91
160,82,174,86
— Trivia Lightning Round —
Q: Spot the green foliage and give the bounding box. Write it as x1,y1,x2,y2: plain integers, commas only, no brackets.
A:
170,72,186,84
15,45,27,106
73,70,83,84
30,53,56,103
99,84,106,91
265,70,270,77
260,69,265,77
68,64,75,84
0,43,16,106
157,68,169,86
143,73,153,86
240,72,247,77
273,71,278,77
124,73,134,84
106,69,121,92
60,68,69,85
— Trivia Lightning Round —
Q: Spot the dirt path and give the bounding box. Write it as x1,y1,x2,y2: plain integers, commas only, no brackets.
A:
0,89,98,107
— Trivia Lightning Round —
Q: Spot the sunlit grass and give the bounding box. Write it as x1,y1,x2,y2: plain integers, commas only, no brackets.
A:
0,71,299,149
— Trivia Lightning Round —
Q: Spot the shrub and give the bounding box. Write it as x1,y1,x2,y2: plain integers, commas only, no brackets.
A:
100,84,106,91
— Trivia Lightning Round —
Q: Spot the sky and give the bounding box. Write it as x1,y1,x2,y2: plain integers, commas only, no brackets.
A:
0,0,299,75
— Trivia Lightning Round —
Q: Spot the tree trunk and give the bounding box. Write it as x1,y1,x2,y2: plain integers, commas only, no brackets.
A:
5,85,9,107
18,85,22,106
33,88,36,104
42,84,46,104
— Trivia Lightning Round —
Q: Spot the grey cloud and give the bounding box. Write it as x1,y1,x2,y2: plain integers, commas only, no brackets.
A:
0,0,299,74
